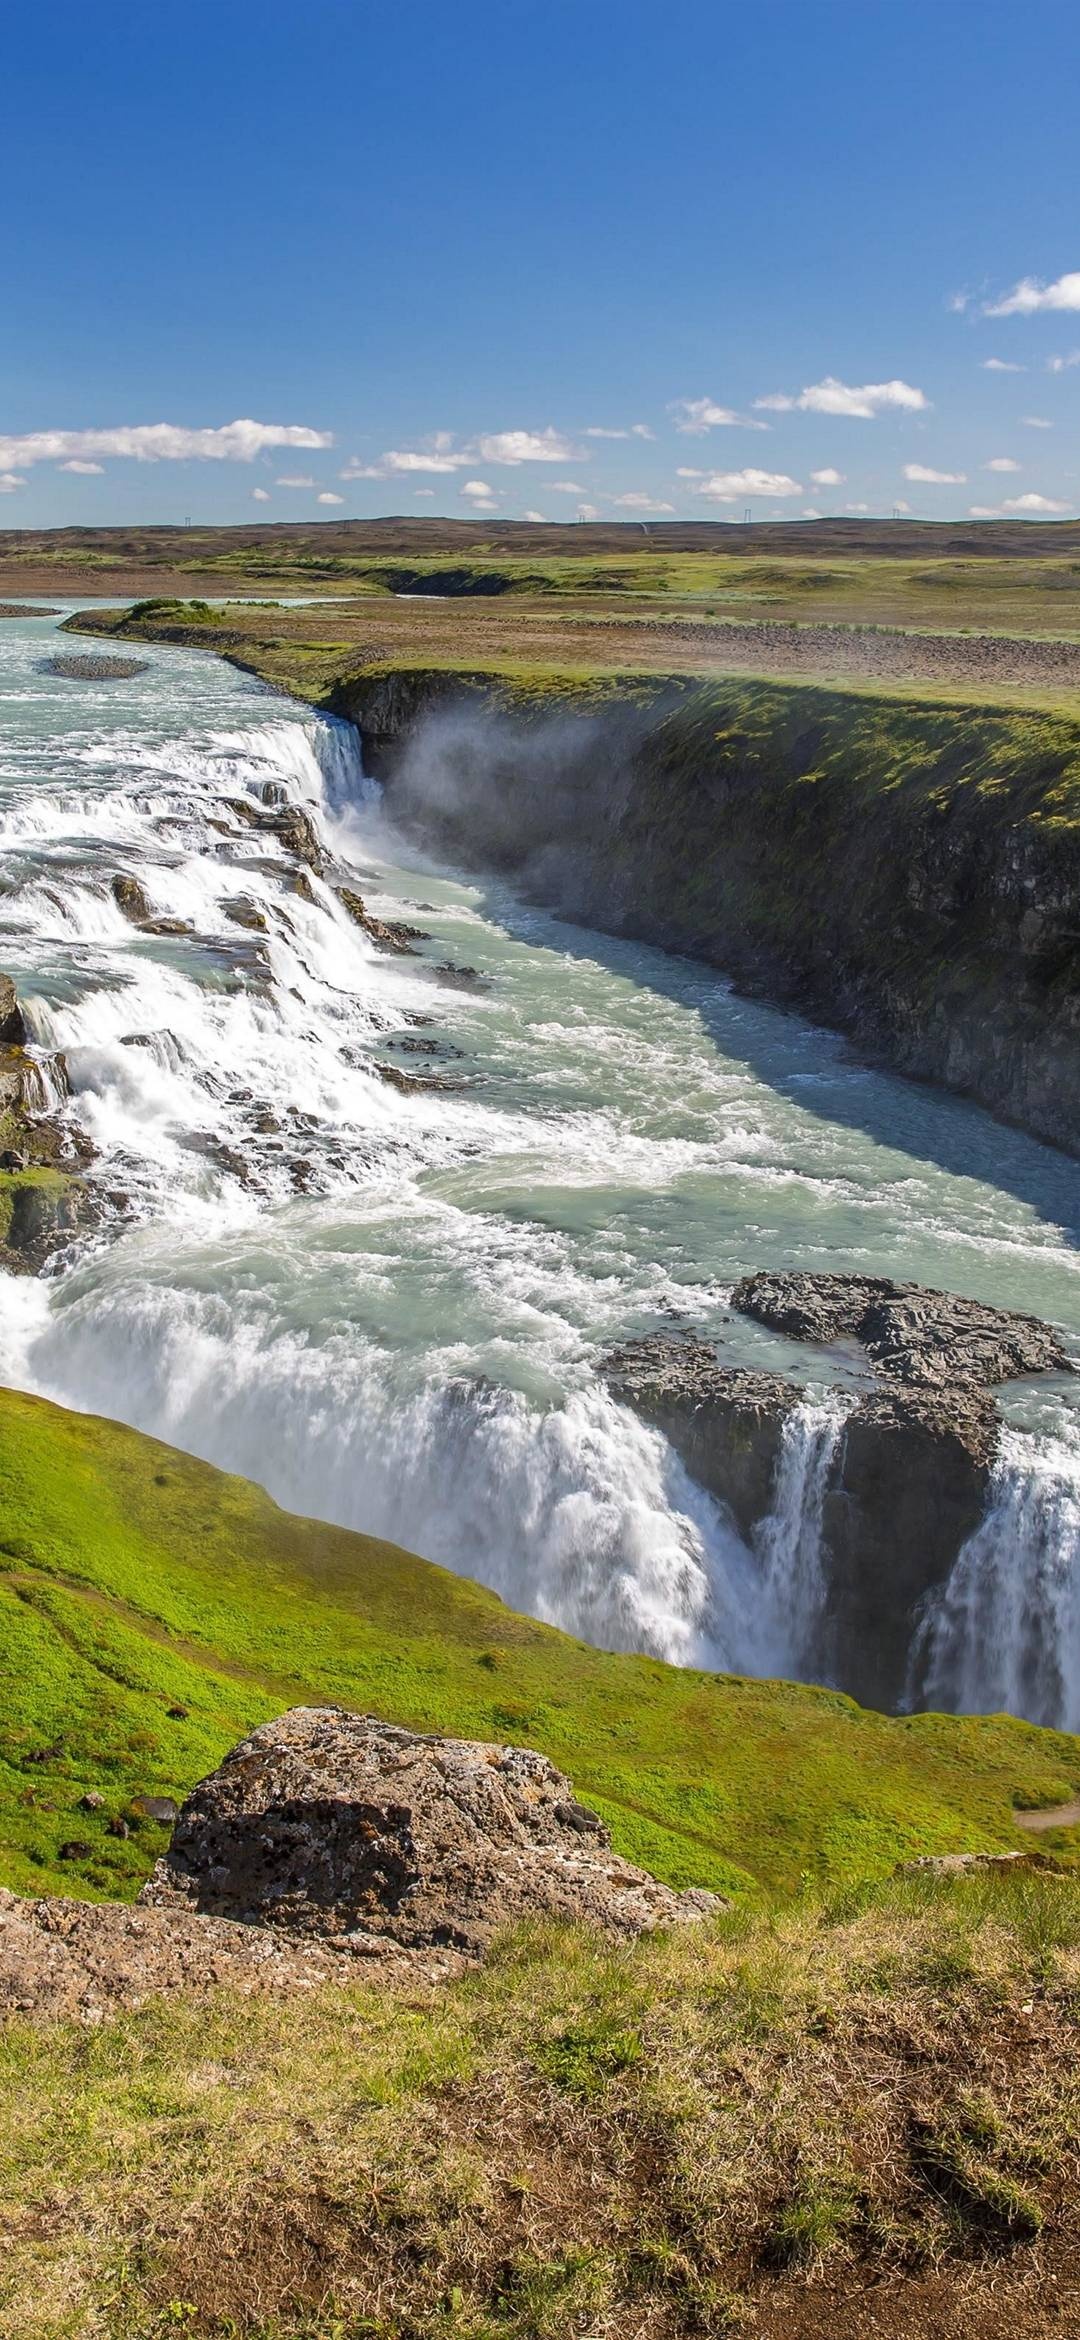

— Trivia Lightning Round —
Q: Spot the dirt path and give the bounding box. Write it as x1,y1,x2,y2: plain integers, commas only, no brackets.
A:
1014,1799,1080,1831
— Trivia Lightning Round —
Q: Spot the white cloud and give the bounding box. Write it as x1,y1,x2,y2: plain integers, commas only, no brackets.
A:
610,492,675,511
58,459,104,475
810,467,845,486
414,488,435,498
317,492,344,506
801,507,821,518
576,503,601,521
670,397,767,434
522,509,547,522
276,474,316,488
985,270,1080,316
894,499,912,514
755,376,929,419
846,502,870,513
461,479,497,504
341,445,465,479
968,506,1000,518
1048,350,1080,372
1022,415,1053,429
0,473,25,492
696,468,803,502
948,291,971,314
550,479,588,494
675,466,704,478
252,487,270,502
631,423,654,439
473,428,583,465
344,425,584,479
585,427,631,439
982,357,1025,373
903,463,967,484
0,420,331,471
1002,491,1070,513
985,457,1021,472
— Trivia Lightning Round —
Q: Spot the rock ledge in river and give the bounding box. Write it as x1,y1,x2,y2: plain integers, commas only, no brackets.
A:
732,1270,1068,1390
139,1708,723,1950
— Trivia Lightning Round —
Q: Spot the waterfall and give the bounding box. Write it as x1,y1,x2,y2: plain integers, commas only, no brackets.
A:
914,1426,1080,1729
753,1393,853,1676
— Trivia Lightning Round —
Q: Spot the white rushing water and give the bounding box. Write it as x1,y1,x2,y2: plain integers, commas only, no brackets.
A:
1,604,1079,1711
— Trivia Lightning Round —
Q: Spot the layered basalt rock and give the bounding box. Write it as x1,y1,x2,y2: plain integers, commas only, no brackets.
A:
608,1274,1072,1713
605,1335,800,1541
140,1708,723,1951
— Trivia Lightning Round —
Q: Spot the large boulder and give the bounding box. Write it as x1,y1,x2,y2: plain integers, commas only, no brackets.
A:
140,1710,722,1949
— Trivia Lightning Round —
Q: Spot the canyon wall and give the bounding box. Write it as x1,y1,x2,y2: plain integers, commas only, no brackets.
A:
341,667,1080,1154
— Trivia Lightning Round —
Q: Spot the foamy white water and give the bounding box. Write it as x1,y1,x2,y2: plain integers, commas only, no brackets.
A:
1,603,1079,1709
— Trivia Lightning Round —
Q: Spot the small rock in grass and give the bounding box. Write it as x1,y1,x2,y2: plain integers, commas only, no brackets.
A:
132,1795,179,1825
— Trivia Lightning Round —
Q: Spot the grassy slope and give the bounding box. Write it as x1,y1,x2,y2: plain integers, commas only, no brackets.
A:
2,1385,1080,1907
4,1879,1080,2336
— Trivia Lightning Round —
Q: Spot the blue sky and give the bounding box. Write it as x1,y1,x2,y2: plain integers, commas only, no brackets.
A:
4,0,1080,527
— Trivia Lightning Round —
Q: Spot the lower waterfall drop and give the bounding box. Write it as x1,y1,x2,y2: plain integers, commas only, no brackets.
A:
753,1393,854,1678
914,1427,1080,1730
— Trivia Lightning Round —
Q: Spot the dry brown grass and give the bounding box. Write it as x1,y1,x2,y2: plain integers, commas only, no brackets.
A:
2,1872,1080,2337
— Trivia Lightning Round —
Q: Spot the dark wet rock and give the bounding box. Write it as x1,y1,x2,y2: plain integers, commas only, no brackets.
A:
106,1818,130,1841
373,1061,465,1097
111,873,192,938
386,1034,463,1058
111,872,153,924
336,885,421,954
0,1169,92,1271
181,1132,257,1188
433,961,489,990
223,796,325,876
820,1385,998,1711
221,894,268,932
732,1271,1069,1390
77,1793,105,1813
605,1334,800,1540
140,1708,723,1950
58,1842,93,1864
0,976,27,1047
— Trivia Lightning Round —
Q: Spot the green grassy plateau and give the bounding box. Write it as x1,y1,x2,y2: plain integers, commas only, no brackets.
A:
3,1384,1080,1908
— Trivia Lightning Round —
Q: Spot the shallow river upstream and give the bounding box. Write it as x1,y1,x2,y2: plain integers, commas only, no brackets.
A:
2,606,1079,1719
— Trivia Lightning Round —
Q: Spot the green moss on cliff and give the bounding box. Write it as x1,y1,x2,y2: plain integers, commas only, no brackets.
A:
1,1386,1078,1906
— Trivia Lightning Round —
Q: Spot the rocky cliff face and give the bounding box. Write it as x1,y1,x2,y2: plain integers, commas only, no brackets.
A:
340,670,1080,1154
607,1275,1071,1713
